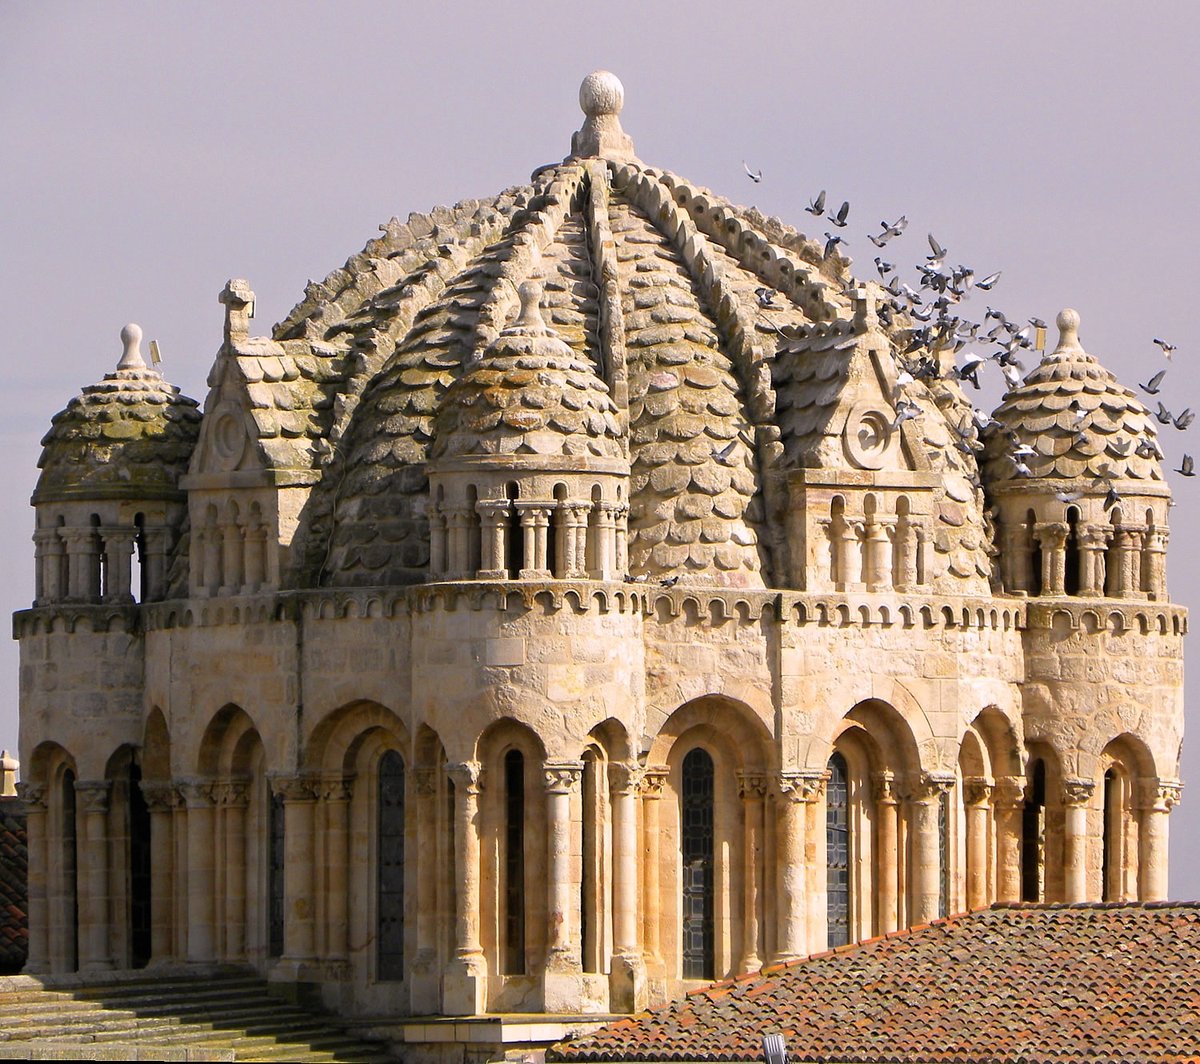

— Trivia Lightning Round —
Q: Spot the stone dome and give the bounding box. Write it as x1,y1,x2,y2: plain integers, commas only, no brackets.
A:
35,324,202,504
983,309,1163,485
287,73,993,589
430,282,623,462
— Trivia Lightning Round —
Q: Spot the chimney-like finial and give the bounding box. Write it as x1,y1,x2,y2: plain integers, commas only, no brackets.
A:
503,279,554,338
1053,308,1082,353
0,750,17,798
570,71,638,163
117,323,147,371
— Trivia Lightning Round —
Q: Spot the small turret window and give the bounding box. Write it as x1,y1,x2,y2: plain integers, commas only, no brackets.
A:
1064,506,1081,596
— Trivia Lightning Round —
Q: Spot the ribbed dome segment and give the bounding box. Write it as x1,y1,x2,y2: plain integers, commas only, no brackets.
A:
35,326,201,503
983,310,1162,484
431,283,622,461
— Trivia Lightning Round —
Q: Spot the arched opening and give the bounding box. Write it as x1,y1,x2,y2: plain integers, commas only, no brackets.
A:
132,513,146,603
1027,509,1043,597
61,768,79,972
127,759,151,968
465,484,482,575
938,787,951,918
1102,768,1119,901
1064,506,1081,596
505,482,524,578
680,747,714,980
1021,759,1046,901
586,484,603,578
580,747,603,974
268,789,285,958
377,750,406,980
826,751,851,946
503,748,526,975
829,496,846,586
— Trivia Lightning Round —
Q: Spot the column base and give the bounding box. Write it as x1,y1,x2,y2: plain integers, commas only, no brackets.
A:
543,968,584,1014
608,952,647,1013
443,955,487,1016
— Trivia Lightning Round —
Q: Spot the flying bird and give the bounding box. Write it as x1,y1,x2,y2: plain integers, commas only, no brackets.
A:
823,233,845,259
1178,454,1195,477
712,439,739,465
1174,408,1195,430
755,287,775,308
1155,402,1175,426
1153,338,1178,358
806,189,826,215
1136,438,1164,459
892,399,921,430
828,200,851,228
927,233,947,265
742,160,763,183
874,256,896,278
975,271,1002,291
1055,489,1084,503
1141,369,1167,395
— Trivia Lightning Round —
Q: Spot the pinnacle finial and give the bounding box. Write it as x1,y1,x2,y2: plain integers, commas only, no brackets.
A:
579,70,624,118
1054,308,1082,353
570,70,638,164
505,279,554,337
117,323,147,370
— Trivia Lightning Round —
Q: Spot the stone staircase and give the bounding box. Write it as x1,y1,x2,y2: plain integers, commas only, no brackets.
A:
0,970,397,1061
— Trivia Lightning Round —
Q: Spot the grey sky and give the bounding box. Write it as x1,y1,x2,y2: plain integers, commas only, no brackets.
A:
3,2,1198,892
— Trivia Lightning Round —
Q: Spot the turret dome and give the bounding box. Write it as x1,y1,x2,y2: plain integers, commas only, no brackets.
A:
34,324,201,504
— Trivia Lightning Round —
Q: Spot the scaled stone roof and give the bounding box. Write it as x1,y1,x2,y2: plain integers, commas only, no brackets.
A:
0,797,26,974
430,282,623,461
549,903,1200,1064
35,326,201,503
984,309,1162,486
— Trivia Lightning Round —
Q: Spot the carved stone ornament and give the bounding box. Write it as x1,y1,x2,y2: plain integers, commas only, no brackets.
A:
872,770,898,804
446,760,482,795
212,780,252,807
1140,778,1184,811
318,778,353,803
737,771,769,800
138,781,180,812
74,779,112,814
963,776,995,807
543,760,585,794
1061,777,1096,807
992,775,1027,809
777,771,827,802
16,781,48,811
843,400,899,471
178,779,218,807
639,766,669,797
269,776,318,803
912,771,956,802
608,761,642,795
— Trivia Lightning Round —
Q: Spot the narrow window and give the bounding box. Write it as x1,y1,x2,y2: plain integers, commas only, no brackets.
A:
1027,510,1043,597
938,788,950,918
377,751,406,980
1021,759,1046,902
1102,768,1118,901
129,762,151,968
61,769,79,971
505,483,523,578
581,752,598,973
1064,506,1081,596
268,792,285,958
826,752,850,946
680,748,714,979
503,750,526,974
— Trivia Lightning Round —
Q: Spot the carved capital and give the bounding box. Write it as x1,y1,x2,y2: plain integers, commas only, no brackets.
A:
1034,521,1069,549
74,779,112,814
608,761,642,796
872,770,898,805
269,776,318,803
446,760,482,796
313,777,350,802
139,781,180,812
16,781,48,811
777,770,827,803
992,775,1027,809
963,775,995,807
475,501,511,523
543,760,585,794
1139,778,1183,812
178,779,218,808
910,771,956,803
413,767,438,798
737,771,769,801
1079,526,1112,550
1062,777,1096,808
639,765,669,798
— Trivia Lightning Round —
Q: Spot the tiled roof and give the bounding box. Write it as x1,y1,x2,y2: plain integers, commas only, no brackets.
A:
0,797,27,973
549,903,1200,1064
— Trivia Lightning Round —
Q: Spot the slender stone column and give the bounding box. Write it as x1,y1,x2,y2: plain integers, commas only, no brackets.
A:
1123,528,1145,598
909,772,955,925
894,517,918,591
563,505,591,578
33,529,58,604
75,780,114,971
872,771,899,934
17,783,50,973
774,771,823,962
214,781,250,961
179,780,217,964
608,762,646,1011
139,782,178,965
1078,527,1109,596
476,502,511,578
318,779,351,963
737,772,767,973
272,777,318,968
61,528,98,601
144,527,171,600
992,776,1024,902
203,521,223,595
1008,523,1033,594
1143,528,1168,600
864,518,895,591
444,510,471,579
1137,779,1181,901
813,518,834,589
1061,777,1095,903
836,520,864,590
639,767,668,963
220,522,244,595
1035,522,1068,596
593,504,617,579
963,777,994,910
543,760,584,1010
517,505,553,578
614,504,630,576
444,760,486,1015
410,768,440,1013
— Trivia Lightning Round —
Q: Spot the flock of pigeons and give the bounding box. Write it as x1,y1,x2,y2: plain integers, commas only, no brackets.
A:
740,161,1192,498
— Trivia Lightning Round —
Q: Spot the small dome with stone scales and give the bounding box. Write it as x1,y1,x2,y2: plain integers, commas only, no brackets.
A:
982,309,1163,485
430,281,623,462
35,324,202,504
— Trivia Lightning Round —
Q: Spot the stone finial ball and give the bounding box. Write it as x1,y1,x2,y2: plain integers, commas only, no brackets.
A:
121,322,143,347
1057,308,1080,332
579,70,624,117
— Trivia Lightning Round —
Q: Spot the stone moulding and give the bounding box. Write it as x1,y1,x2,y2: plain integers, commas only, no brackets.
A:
13,583,1184,638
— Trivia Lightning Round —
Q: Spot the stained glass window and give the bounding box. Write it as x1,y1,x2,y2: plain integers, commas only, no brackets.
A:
681,748,714,979
826,753,850,947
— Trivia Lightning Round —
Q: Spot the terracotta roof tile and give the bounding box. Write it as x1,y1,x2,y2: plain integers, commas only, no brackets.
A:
550,904,1200,1064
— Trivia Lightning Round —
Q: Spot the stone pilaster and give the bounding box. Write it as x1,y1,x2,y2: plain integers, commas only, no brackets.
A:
737,772,767,973
774,771,824,961
1061,777,1096,903
908,772,955,925
179,780,217,964
443,760,485,1015
638,767,668,965
872,771,900,933
962,776,994,910
75,780,113,971
139,781,179,966
608,762,647,1012
543,760,584,1011
271,776,318,974
1137,779,1181,901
